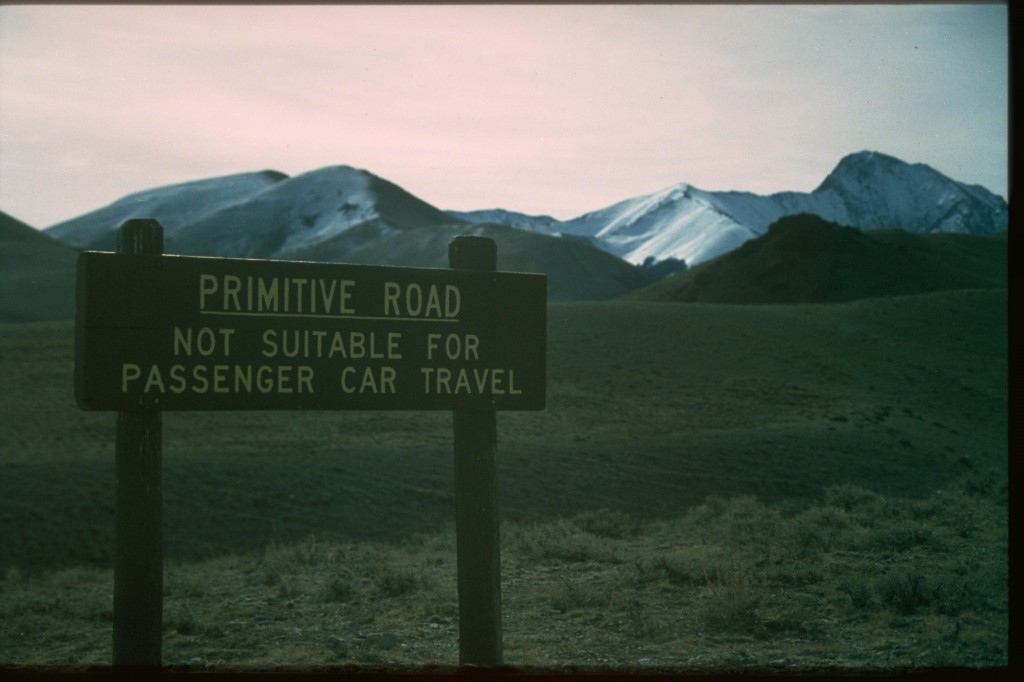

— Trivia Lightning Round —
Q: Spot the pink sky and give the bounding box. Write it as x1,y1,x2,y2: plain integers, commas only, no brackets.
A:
0,4,1009,228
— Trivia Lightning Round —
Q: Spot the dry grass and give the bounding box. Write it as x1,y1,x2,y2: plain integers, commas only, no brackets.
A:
0,477,1007,671
0,290,1007,672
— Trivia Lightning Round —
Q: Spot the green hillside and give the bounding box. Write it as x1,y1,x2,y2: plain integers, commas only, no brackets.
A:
1,290,1006,569
0,211,79,323
0,206,1009,670
0,290,1007,669
627,214,1007,304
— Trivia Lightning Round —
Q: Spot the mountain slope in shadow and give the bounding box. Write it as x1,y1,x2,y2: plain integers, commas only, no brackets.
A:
625,213,1007,304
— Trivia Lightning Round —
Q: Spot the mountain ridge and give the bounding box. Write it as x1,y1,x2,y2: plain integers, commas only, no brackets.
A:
41,150,1008,269
453,150,1008,266
46,170,288,251
162,165,461,259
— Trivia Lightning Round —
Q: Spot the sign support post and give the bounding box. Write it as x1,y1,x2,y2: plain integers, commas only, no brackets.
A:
112,219,164,667
449,236,503,667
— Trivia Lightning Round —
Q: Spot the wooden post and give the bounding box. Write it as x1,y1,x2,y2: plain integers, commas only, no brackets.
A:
113,219,164,667
449,236,503,667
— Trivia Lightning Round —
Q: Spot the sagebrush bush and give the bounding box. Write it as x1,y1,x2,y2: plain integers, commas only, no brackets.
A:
763,561,823,587
866,524,935,552
824,483,881,513
699,587,760,635
373,566,428,598
649,554,705,587
2,473,1007,669
548,578,609,613
573,509,641,539
323,568,356,603
875,569,934,614
509,518,619,564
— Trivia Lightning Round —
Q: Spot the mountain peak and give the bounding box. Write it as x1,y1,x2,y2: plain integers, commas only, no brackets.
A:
259,169,289,182
45,169,289,247
40,150,1007,274
296,164,370,178
115,169,288,203
816,150,920,192
838,149,900,165
811,150,1007,234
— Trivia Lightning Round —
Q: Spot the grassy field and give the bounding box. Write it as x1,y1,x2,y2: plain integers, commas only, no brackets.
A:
0,290,1007,671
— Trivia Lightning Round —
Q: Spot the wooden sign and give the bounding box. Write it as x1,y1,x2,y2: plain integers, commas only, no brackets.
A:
76,252,546,411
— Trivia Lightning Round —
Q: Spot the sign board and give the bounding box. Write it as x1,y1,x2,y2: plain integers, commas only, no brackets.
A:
76,252,546,411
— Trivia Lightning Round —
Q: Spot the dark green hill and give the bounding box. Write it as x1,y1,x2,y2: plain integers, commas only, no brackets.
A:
626,214,1007,304
0,288,1006,571
0,211,79,322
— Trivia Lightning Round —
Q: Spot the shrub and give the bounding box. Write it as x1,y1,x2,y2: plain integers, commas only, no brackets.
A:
840,578,876,610
654,554,704,587
697,555,763,634
866,524,934,552
757,597,819,637
787,505,857,554
824,483,876,511
699,588,761,635
823,484,900,526
573,509,641,539
373,566,427,598
876,569,932,614
763,562,823,587
509,518,617,564
548,578,609,613
780,520,830,558
323,568,357,603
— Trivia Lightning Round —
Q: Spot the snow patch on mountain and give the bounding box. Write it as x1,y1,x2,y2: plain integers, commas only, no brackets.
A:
811,151,1008,234
42,150,1008,272
555,185,766,266
161,166,389,258
458,150,1008,267
46,170,286,249
263,166,380,254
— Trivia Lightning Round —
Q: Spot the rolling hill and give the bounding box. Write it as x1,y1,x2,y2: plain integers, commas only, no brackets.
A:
625,214,1008,304
0,287,1006,571
0,211,79,322
1,201,1007,671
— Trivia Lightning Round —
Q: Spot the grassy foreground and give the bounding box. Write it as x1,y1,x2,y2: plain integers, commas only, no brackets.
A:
0,291,1008,671
0,481,1007,671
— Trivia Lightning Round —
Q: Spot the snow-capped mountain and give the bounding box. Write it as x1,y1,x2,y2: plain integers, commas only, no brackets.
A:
47,170,287,251
46,165,458,258
810,151,1009,234
43,150,1007,277
453,151,1008,267
40,165,654,300
162,165,458,259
